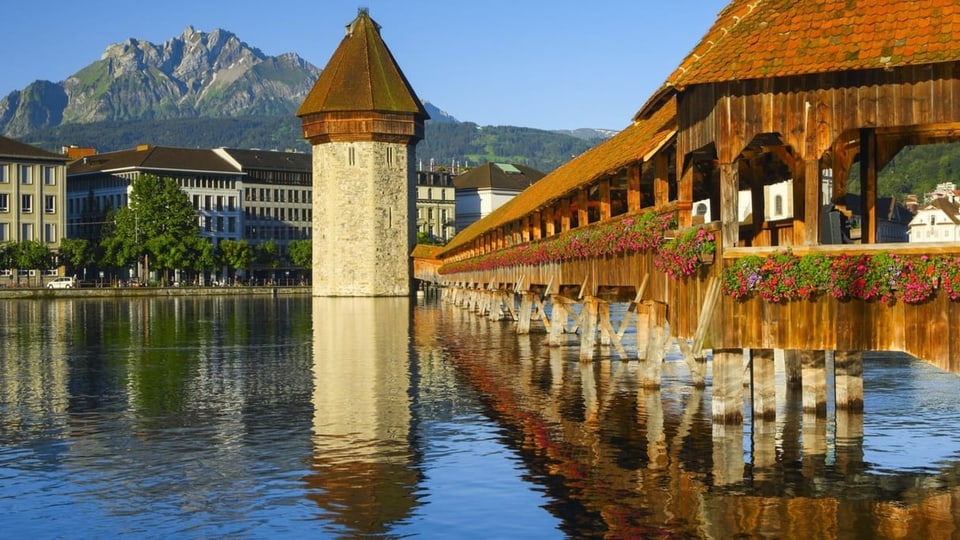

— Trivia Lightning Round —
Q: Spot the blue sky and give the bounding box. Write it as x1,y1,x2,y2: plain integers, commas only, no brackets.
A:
2,1,729,131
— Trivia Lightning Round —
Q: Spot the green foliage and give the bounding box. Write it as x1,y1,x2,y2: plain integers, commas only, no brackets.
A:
256,240,280,269
287,239,312,269
24,117,602,173
217,239,255,275
11,240,52,275
58,238,93,273
99,174,207,275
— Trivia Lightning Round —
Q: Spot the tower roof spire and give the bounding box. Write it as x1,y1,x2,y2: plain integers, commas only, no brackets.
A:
297,9,427,119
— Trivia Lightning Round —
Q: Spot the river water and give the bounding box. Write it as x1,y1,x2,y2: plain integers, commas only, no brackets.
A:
1,295,959,538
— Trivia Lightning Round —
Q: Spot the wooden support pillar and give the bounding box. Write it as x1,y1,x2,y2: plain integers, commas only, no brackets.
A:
800,350,827,415
599,179,611,220
635,304,651,361
860,128,877,244
719,162,740,248
531,212,541,241
677,160,694,228
579,297,599,362
627,163,642,212
547,296,569,346
521,216,530,243
677,340,707,387
654,152,669,207
543,208,555,238
781,349,802,387
834,350,864,412
577,189,589,227
560,199,571,232
751,348,776,421
638,301,667,388
712,348,745,424
517,292,534,334
803,158,821,246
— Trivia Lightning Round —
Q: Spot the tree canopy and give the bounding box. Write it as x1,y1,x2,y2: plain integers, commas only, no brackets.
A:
100,174,206,280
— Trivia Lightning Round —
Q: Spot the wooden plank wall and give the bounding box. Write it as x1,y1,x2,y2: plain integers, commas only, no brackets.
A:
678,62,960,163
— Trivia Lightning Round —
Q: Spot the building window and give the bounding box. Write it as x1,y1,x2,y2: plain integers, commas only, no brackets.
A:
216,196,223,211
348,146,356,166
774,195,783,216
20,166,32,184
21,223,33,241
386,147,393,165
21,194,32,213
45,195,55,214
0,164,6,183
193,194,200,209
0,223,7,241
0,194,7,212
216,216,223,232
44,223,57,243
44,167,55,185
228,217,236,233
205,195,212,211
228,196,235,211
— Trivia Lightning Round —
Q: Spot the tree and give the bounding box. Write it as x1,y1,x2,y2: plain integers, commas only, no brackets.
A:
58,238,93,277
12,240,52,286
287,239,311,269
217,239,255,279
256,240,280,271
100,174,206,282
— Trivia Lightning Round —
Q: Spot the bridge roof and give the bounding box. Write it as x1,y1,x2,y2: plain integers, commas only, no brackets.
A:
439,99,676,256
638,0,960,119
296,9,427,119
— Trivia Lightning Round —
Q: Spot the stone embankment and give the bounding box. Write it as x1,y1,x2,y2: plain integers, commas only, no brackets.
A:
0,286,311,300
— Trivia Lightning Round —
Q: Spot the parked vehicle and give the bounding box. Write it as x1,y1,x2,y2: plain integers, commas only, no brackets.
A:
47,277,76,289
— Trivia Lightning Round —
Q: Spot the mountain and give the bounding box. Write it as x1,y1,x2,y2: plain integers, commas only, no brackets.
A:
0,26,320,137
3,27,609,172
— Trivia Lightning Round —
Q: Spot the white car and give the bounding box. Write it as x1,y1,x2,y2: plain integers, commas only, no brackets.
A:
47,277,76,289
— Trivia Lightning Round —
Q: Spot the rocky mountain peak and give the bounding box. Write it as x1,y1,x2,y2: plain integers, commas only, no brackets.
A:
0,27,320,137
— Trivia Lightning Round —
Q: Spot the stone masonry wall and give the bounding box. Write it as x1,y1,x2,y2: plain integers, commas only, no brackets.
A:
312,140,416,296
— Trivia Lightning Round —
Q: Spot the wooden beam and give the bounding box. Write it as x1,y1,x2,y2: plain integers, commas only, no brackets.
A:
860,128,877,244
599,179,612,221
677,160,694,228
577,188,589,227
654,152,669,207
627,163,642,212
803,158,821,246
719,162,740,248
560,198,571,232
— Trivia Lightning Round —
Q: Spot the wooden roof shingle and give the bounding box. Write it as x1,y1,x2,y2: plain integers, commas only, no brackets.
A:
673,0,960,88
639,0,960,119
297,9,427,119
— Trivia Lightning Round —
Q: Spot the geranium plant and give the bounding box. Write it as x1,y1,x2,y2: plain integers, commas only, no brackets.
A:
723,249,955,305
654,226,717,279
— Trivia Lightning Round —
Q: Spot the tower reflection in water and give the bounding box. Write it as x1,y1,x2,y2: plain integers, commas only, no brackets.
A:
307,297,419,536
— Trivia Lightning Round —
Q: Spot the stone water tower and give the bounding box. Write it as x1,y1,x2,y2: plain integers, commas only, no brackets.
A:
297,9,428,296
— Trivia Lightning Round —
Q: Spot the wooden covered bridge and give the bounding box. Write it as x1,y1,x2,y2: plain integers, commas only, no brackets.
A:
414,0,960,424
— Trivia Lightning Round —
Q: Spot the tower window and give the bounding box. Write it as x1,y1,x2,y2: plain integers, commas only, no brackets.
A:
348,147,356,166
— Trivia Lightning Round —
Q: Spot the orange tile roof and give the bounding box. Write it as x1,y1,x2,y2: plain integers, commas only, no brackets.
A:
438,100,676,257
669,0,960,89
297,9,427,119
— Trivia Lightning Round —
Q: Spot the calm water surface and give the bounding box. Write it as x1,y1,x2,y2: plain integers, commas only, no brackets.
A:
1,295,959,538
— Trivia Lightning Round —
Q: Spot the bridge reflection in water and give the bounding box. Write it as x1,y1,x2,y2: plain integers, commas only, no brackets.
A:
408,296,960,538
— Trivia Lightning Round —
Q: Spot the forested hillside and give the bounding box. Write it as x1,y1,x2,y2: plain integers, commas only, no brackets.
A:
24,116,603,173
